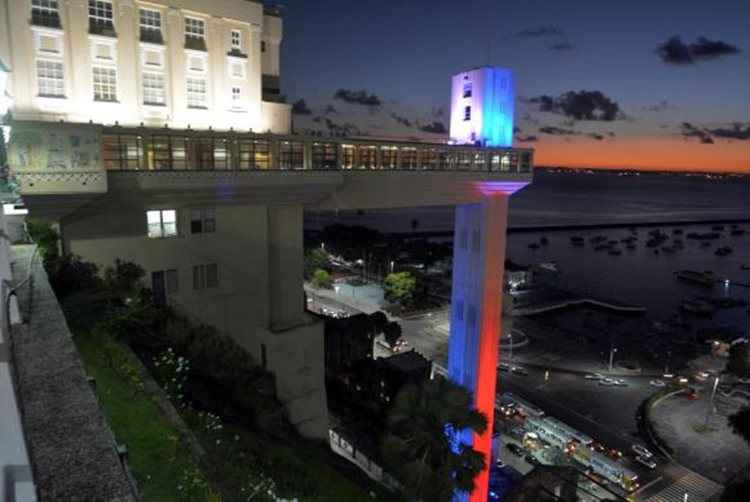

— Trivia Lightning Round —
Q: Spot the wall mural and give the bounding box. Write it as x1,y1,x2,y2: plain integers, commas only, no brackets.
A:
10,126,101,170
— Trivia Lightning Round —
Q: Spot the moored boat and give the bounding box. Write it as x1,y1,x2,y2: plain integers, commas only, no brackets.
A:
675,270,715,287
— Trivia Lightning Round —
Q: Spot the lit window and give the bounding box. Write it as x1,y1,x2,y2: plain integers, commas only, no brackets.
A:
463,83,472,98
190,208,216,234
187,77,207,108
185,17,205,40
139,9,162,43
92,66,117,102
231,87,241,107
88,0,114,33
193,263,218,290
146,209,177,238
36,60,64,97
31,0,61,28
142,72,165,105
464,106,471,121
231,30,242,50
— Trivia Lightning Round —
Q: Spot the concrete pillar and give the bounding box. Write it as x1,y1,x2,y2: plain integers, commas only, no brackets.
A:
65,0,90,107
117,0,138,115
448,194,508,502
267,205,304,329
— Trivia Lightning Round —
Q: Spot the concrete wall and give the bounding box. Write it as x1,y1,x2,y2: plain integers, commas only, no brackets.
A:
61,199,328,438
4,0,289,133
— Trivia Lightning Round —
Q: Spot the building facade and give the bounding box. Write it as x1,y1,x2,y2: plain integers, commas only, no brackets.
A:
0,0,289,133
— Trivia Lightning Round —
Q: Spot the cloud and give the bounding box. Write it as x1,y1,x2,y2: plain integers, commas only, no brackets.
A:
324,118,361,137
291,99,312,115
324,104,338,115
539,126,580,136
333,89,382,107
550,42,574,51
516,25,565,38
707,123,750,141
588,133,605,141
515,135,538,143
656,36,741,64
643,100,674,112
525,90,624,121
419,121,447,134
432,106,445,119
390,113,413,128
521,113,541,126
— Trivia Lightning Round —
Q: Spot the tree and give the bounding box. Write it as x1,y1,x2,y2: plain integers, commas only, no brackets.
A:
384,272,416,307
727,343,750,379
103,258,146,298
311,269,333,289
381,376,487,502
304,247,329,278
728,406,750,446
383,321,402,348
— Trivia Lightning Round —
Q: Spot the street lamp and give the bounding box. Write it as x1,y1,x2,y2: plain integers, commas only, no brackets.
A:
390,260,395,273
609,347,618,372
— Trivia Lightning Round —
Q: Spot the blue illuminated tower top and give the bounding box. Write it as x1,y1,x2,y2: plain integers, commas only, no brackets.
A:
449,66,514,148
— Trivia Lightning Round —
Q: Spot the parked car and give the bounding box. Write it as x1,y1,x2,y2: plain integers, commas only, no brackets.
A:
599,378,616,387
585,373,604,380
511,366,528,376
636,456,657,469
499,362,510,372
631,444,653,458
495,459,506,469
506,443,524,456
613,378,628,387
524,454,540,466
650,379,666,387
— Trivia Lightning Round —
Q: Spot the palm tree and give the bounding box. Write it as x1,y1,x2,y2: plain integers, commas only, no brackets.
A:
381,376,487,502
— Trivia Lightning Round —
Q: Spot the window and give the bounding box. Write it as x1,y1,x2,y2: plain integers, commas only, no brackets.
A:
31,0,61,28
185,17,205,48
92,66,117,102
190,208,216,234
139,9,162,43
193,264,218,290
231,30,242,50
187,77,207,108
166,269,179,294
463,83,472,98
261,41,266,52
146,209,177,238
231,87,241,107
230,61,245,79
36,60,64,97
464,106,471,121
88,0,114,34
142,72,165,105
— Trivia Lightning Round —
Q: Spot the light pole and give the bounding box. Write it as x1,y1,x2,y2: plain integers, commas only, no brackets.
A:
508,331,513,362
609,347,618,372
704,376,720,428
390,260,395,273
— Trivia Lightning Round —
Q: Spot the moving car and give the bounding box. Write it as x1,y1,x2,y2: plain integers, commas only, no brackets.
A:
631,444,653,458
511,366,528,376
525,453,540,466
585,373,604,380
635,456,657,469
613,378,628,387
598,378,616,387
650,379,666,387
498,362,510,372
506,443,524,456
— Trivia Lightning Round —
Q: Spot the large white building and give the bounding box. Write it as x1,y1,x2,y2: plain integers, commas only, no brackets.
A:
0,0,290,132
2,10,534,492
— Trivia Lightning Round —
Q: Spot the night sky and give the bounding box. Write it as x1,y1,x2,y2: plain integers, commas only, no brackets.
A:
277,0,750,172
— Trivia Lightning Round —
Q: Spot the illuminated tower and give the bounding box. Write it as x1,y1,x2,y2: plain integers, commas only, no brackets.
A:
448,66,523,502
449,67,514,147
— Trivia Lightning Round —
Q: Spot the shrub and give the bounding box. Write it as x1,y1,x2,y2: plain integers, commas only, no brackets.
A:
26,219,59,259
46,253,102,299
311,268,333,289
103,259,146,298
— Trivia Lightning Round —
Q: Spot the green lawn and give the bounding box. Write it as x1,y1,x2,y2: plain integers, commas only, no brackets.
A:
74,329,211,501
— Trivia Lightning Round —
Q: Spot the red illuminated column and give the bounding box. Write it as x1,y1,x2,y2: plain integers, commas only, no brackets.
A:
448,194,509,502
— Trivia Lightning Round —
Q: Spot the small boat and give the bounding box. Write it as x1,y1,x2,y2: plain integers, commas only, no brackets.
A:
626,244,636,250
570,236,585,245
661,246,676,253
742,265,750,271
731,229,745,236
589,235,607,244
675,270,715,287
680,298,715,317
528,243,540,250
715,246,733,256
540,237,549,245
594,244,610,251
608,249,622,256
700,241,711,248
673,229,684,235
712,225,725,231
687,232,721,240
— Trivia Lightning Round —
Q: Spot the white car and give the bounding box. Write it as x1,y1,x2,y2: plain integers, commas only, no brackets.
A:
598,378,616,387
632,444,653,458
585,373,604,380
635,456,657,469
613,378,628,387
650,379,666,388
